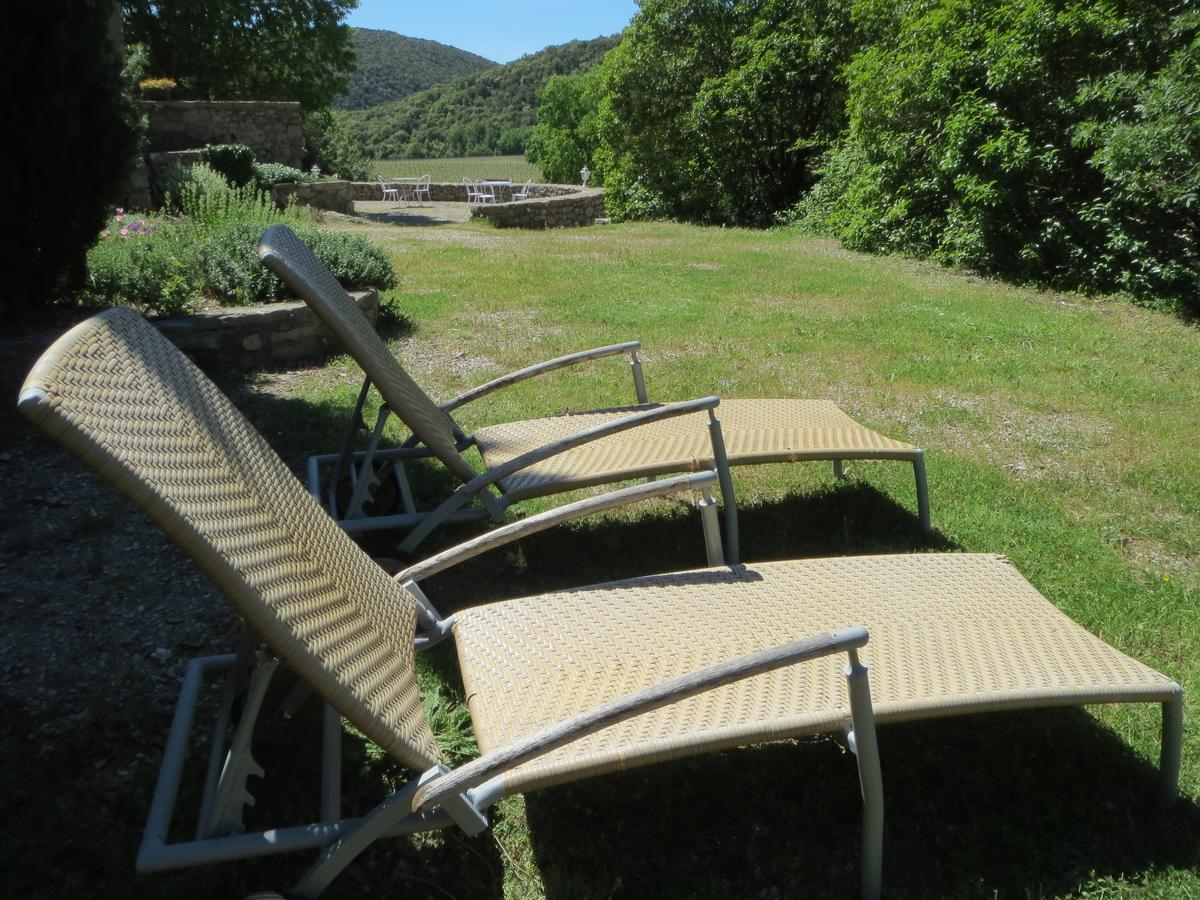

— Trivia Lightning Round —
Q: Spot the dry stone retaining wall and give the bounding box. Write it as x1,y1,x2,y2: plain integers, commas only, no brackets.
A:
144,101,305,167
154,290,377,372
351,182,605,227
471,187,606,228
271,180,355,215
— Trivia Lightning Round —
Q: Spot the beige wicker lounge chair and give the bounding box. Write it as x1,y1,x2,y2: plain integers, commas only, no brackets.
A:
258,224,931,561
18,307,1182,899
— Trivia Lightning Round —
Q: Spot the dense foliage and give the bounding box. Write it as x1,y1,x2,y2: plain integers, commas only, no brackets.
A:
524,66,607,184
1,0,139,324
791,0,1198,308
121,0,358,110
335,28,495,110
302,108,374,180
198,143,257,186
340,36,619,158
594,0,857,225
82,163,395,312
543,0,1198,308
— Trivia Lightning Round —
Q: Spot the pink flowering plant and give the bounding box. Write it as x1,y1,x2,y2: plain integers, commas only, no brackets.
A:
99,208,160,241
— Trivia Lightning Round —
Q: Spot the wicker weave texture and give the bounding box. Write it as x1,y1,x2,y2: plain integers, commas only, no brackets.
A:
474,399,919,501
453,553,1176,796
20,308,441,771
258,225,477,485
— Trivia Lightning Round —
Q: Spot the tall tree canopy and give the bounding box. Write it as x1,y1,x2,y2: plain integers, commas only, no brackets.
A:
122,0,357,110
593,0,858,225
797,0,1198,307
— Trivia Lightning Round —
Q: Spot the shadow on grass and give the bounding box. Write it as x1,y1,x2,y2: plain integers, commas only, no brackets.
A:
356,206,471,228
524,708,1199,899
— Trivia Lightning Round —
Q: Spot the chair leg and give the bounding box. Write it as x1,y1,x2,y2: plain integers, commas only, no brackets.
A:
291,778,426,899
1160,690,1184,809
833,459,847,480
912,451,932,536
706,412,740,565
845,651,884,900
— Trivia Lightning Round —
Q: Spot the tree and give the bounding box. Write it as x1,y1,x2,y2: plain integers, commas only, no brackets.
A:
121,0,357,110
796,0,1197,309
0,0,139,325
525,67,607,183
596,0,858,225
1073,11,1200,305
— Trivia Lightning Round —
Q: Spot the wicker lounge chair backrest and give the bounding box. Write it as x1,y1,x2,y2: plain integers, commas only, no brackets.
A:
258,225,478,485
18,307,441,771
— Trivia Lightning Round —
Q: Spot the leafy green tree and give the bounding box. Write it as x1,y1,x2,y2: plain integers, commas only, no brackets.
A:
1,0,139,325
597,0,858,225
525,66,607,184
303,109,372,180
121,0,357,110
1074,11,1200,304
797,0,1196,308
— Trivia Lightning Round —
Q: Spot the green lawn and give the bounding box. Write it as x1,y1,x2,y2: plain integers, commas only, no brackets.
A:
374,154,543,183
95,217,1200,898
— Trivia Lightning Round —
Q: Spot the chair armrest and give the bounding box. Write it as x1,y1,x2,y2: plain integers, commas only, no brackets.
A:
440,342,642,412
411,626,870,812
456,395,720,498
395,470,719,585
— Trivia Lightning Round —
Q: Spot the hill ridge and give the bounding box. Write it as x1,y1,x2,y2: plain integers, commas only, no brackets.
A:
335,27,496,111
341,34,619,158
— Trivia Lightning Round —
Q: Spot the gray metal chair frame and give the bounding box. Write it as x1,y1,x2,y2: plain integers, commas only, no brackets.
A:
19,308,1182,900
378,176,399,203
259,224,740,559
413,174,432,204
259,226,931,562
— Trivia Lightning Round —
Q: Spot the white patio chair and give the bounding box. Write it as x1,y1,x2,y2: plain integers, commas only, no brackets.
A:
378,177,399,203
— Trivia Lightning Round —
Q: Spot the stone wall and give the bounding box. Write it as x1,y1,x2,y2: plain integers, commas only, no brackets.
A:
271,180,355,215
144,101,305,167
154,290,377,372
471,188,606,229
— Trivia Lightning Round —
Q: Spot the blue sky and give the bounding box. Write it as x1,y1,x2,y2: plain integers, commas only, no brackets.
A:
346,1,638,64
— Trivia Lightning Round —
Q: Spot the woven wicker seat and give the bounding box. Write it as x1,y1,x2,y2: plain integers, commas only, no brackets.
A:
258,225,930,560
19,308,1182,899
453,554,1178,796
474,399,918,501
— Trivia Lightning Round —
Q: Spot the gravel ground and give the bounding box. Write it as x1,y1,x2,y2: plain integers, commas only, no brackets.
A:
0,328,250,896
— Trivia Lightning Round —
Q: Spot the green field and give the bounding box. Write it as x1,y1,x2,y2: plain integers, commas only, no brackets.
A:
236,216,1198,898
374,154,543,183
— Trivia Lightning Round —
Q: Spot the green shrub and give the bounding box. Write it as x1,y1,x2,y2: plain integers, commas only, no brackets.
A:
197,221,289,305
163,163,281,227
81,214,201,314
299,229,397,291
793,0,1197,311
198,143,257,186
197,222,397,306
252,162,316,190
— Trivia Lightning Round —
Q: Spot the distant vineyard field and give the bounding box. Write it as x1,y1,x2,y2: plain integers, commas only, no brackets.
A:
374,156,544,183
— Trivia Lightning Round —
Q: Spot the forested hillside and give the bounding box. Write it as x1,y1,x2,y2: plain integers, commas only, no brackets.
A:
335,28,495,110
340,35,619,158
